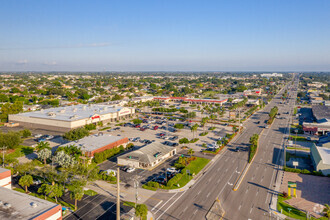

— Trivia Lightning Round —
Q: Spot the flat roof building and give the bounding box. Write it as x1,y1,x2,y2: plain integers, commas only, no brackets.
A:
310,143,330,176
8,104,135,132
60,134,129,157
0,168,62,220
117,142,176,170
153,97,227,105
0,167,11,189
312,105,330,123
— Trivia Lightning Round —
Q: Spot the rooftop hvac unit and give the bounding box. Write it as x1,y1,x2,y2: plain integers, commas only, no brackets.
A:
73,108,77,112
70,115,78,120
48,112,56,117
59,109,66,113
30,202,38,208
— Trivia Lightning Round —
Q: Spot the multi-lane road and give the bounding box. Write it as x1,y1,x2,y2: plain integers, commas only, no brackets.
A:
146,74,299,220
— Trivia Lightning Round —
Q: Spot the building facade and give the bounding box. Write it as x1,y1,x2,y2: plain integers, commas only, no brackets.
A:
8,104,135,132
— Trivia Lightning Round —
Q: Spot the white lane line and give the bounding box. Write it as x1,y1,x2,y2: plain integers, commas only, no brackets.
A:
183,206,188,212
157,190,188,220
238,204,242,210
151,200,163,211
197,190,201,195
79,196,109,219
193,209,198,215
207,192,211,198
154,193,177,214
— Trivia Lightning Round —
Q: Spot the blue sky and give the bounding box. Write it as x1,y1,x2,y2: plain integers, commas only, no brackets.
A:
1,0,330,71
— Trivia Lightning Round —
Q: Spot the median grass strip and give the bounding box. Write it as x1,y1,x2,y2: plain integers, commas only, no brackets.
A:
289,135,308,142
248,134,259,163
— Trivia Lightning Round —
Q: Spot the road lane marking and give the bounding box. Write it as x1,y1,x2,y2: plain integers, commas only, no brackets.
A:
193,209,198,215
151,200,163,211
238,204,242,210
156,190,188,220
197,190,201,195
154,193,177,214
207,192,211,198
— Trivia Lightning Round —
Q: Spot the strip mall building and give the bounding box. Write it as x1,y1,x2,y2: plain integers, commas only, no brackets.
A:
8,104,135,132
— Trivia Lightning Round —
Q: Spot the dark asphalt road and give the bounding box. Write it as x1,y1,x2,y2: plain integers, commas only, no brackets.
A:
146,74,298,220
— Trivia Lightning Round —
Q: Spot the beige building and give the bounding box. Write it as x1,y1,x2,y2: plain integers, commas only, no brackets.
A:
9,104,135,132
117,142,176,170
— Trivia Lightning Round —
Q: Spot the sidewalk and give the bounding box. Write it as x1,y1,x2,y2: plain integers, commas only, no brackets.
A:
86,180,157,204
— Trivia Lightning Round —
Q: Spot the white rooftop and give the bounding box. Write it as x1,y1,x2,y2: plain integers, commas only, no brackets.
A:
12,104,126,121
60,134,127,152
0,187,60,219
317,146,330,165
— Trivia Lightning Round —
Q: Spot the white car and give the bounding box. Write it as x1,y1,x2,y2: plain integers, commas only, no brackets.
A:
126,167,135,173
34,134,42,138
167,168,177,173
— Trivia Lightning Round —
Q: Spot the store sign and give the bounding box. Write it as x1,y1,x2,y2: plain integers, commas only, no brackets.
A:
91,115,100,120
119,110,130,115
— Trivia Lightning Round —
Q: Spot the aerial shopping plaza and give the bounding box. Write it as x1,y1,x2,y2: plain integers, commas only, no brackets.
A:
8,104,135,132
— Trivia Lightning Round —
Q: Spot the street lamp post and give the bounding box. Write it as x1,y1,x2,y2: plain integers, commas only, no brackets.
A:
1,146,7,167
294,129,298,156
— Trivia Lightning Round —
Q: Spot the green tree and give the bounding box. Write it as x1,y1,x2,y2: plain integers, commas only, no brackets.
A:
21,129,32,138
0,131,22,149
37,148,52,165
36,141,51,151
69,181,85,210
38,183,50,200
48,184,64,203
19,174,33,193
323,204,330,219
190,124,198,139
188,148,195,157
135,204,148,220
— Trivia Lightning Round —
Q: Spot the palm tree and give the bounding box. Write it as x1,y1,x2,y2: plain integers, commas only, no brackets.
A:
188,149,195,157
19,174,33,193
70,185,84,210
323,204,330,219
37,148,52,165
191,124,198,139
36,141,51,151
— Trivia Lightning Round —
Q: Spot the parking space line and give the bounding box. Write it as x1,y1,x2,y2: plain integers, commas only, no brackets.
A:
95,203,116,220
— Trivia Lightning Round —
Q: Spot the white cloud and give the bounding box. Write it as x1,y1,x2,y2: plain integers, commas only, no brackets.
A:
43,61,57,66
16,59,28,64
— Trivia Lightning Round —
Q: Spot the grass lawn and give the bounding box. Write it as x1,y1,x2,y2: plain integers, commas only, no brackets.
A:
286,147,310,151
5,145,34,160
99,126,111,131
289,135,308,142
164,157,210,189
277,194,327,220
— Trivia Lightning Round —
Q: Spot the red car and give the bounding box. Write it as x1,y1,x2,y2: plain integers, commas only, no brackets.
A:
153,126,159,130
135,124,141,128
159,133,165,136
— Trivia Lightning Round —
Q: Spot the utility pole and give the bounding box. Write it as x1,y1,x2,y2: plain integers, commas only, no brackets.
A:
1,146,7,167
116,167,120,220
134,177,139,209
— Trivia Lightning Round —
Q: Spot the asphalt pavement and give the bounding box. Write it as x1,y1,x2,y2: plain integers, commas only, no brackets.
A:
145,74,299,220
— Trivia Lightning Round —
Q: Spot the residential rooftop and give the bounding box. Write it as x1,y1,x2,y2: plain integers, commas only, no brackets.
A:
316,146,330,165
11,104,126,122
0,187,60,220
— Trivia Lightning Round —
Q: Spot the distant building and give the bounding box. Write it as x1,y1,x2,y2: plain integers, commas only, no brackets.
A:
261,73,283,77
310,143,330,175
117,142,176,170
8,104,135,132
0,168,62,220
153,97,228,105
60,134,129,157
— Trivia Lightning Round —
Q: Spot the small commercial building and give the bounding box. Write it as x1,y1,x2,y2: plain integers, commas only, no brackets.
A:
8,104,135,132
0,168,62,220
0,167,11,189
117,143,176,170
60,134,129,157
310,143,330,176
303,105,330,136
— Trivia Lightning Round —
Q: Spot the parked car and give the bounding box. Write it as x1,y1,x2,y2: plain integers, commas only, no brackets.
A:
45,135,54,140
33,179,42,185
140,127,146,131
170,136,178,141
34,134,42,138
153,126,159,130
159,133,166,137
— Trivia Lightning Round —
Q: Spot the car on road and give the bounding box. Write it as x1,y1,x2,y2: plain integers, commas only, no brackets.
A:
126,167,136,173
